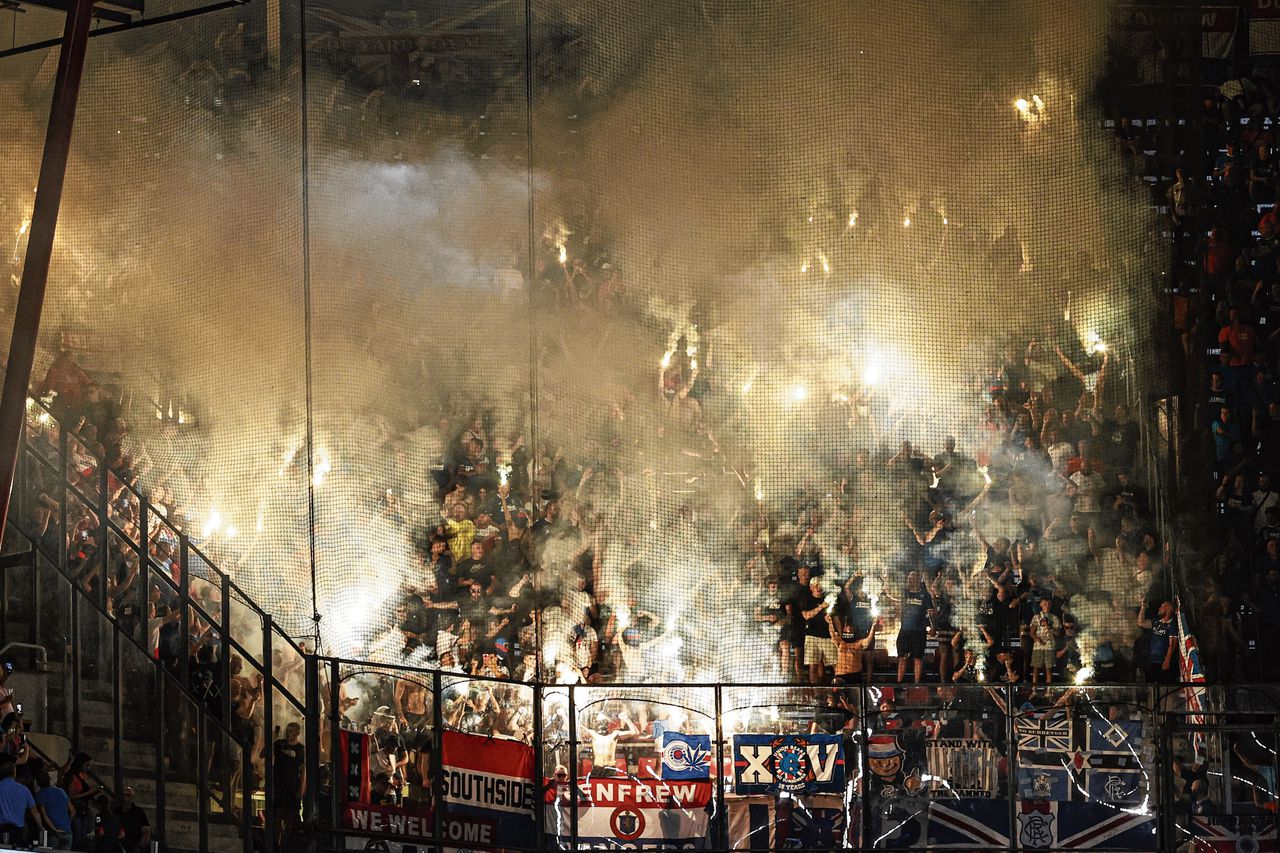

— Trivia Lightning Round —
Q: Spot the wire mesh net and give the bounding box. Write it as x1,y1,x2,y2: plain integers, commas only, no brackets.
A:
0,0,1171,686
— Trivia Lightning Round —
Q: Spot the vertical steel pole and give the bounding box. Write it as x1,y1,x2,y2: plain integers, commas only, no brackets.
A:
432,670,444,847
532,683,544,851
567,685,578,850
303,655,321,835
153,667,166,848
1006,685,1016,853
713,686,726,851
197,712,209,853
262,616,275,853
111,628,122,796
0,0,96,546
328,659,341,847
69,589,79,755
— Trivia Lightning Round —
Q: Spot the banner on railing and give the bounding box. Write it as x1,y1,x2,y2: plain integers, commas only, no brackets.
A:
731,734,845,795
725,794,847,850
547,776,713,849
441,730,538,850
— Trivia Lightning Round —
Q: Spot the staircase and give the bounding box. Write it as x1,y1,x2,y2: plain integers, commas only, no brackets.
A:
0,397,309,852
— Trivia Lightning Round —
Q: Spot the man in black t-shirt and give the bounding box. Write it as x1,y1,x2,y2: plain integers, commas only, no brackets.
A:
896,571,935,684
115,787,150,853
272,722,305,843
783,563,814,680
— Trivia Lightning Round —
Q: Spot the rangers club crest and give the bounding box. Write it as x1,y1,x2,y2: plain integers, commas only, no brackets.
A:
770,737,817,793
609,807,645,840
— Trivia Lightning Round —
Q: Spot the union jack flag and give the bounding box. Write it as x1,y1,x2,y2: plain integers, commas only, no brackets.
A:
1177,597,1209,762
1190,814,1279,852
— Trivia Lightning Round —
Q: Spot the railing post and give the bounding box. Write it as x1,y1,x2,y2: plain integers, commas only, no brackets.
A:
567,684,577,851
263,615,275,853
178,536,190,691
57,429,67,574
197,711,208,853
1006,684,1016,853
302,655,321,839
858,685,870,850
713,685,726,851
137,500,148,659
152,667,165,849
328,659,341,847
532,681,544,851
69,588,80,756
219,575,232,826
111,628,122,796
431,669,443,848
97,461,108,615
241,740,253,853
28,547,39,653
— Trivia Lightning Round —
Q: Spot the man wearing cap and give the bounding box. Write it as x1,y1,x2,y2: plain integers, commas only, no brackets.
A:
370,707,407,796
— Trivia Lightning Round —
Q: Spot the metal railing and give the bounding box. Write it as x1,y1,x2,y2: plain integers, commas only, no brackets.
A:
302,653,1280,853
4,396,308,852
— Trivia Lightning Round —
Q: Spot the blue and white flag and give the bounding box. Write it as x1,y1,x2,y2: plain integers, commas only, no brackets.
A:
1085,718,1143,755
660,732,711,780
1017,766,1072,801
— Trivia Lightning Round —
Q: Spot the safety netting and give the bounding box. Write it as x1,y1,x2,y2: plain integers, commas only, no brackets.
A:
0,0,1174,689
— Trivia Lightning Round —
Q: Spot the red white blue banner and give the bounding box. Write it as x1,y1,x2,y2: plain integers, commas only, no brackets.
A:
547,776,713,850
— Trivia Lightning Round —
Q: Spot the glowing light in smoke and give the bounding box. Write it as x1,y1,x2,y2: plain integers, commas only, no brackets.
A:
202,508,223,539
557,242,567,265
1085,331,1107,354
754,479,764,502
791,384,807,402
978,465,992,485
870,594,881,618
660,634,683,659
615,605,631,631
1015,94,1047,125
661,350,673,369
225,525,238,539
741,380,752,394
848,211,858,227
17,219,29,236
256,512,264,533
902,216,911,228
1074,665,1094,685
818,252,831,275
313,453,332,487
498,463,512,487
862,357,884,386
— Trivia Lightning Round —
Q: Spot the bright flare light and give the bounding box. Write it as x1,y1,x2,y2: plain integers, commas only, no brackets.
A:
741,380,752,394
754,479,764,502
870,594,881,618
848,211,858,227
615,604,631,632
313,454,332,487
497,463,512,487
17,219,29,236
978,465,992,485
1074,665,1094,685
1085,331,1107,354
557,242,567,265
791,384,807,401
661,350,673,369
225,525,238,539
902,216,911,227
